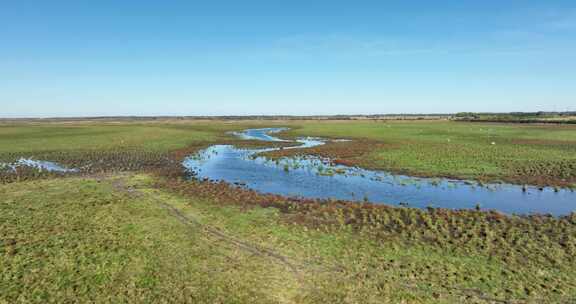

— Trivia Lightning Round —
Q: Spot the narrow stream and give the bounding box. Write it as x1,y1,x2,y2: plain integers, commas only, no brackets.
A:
183,128,576,216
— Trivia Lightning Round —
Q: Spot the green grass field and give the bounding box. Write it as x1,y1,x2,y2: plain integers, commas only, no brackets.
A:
4,120,573,185
2,174,575,303
1,119,576,303
0,121,247,153
280,120,576,186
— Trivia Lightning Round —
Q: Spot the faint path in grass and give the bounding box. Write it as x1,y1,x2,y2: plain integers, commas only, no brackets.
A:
101,173,573,304
108,174,322,292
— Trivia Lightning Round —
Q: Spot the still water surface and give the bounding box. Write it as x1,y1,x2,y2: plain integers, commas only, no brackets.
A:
0,158,78,173
183,128,576,215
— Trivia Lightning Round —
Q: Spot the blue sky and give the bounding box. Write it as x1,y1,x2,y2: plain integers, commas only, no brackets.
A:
1,1,575,117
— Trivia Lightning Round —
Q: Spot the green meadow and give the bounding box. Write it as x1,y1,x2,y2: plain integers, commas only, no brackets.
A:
1,119,575,303
281,120,576,186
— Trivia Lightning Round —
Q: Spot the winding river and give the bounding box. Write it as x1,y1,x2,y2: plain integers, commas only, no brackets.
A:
183,128,576,216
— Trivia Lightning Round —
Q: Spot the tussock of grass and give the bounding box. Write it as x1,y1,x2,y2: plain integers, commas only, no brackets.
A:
2,175,576,303
156,174,576,302
0,176,301,303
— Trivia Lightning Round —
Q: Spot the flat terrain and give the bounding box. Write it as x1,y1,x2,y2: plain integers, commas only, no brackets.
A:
1,119,576,303
2,174,575,303
2,120,575,185
0,121,244,153
277,120,576,187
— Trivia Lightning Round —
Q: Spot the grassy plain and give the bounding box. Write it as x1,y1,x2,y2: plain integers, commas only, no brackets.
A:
2,174,575,303
0,121,252,153
278,120,576,186
1,119,576,303
2,120,576,187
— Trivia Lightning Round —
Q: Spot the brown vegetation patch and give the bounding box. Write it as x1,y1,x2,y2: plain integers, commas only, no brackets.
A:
504,160,576,188
262,139,395,167
510,139,576,146
152,169,576,269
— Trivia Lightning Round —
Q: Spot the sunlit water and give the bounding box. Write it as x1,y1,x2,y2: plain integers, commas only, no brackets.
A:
183,128,576,216
0,158,78,173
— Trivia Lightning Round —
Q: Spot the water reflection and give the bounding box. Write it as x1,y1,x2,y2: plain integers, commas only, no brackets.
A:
183,128,576,216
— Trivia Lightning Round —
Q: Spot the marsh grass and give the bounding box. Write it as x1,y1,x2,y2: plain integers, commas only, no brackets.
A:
0,176,304,303
2,120,576,303
273,121,576,187
5,175,575,303
154,171,576,302
3,120,576,187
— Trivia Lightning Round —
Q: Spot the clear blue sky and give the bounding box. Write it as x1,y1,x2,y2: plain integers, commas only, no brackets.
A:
1,1,575,117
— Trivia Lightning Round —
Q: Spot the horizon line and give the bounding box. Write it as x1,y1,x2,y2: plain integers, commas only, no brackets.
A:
2,111,575,120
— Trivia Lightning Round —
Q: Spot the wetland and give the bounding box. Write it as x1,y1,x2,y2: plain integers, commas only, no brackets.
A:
184,128,576,215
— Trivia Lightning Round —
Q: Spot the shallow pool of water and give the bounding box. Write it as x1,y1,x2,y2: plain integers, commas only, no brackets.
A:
183,128,576,216
0,158,78,173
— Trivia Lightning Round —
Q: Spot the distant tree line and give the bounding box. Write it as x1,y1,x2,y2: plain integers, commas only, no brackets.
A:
454,112,576,124
1,114,453,122
2,112,574,124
